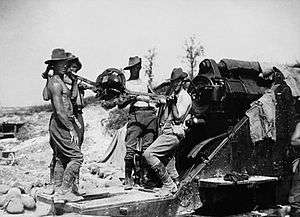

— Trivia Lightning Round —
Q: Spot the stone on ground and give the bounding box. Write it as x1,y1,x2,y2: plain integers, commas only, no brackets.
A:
0,184,10,194
6,197,24,214
21,194,36,210
6,187,21,201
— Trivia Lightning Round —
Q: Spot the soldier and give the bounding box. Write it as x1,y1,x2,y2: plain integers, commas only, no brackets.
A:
118,56,158,190
64,53,86,195
43,48,83,201
65,53,85,148
42,52,85,196
289,121,300,216
143,68,192,197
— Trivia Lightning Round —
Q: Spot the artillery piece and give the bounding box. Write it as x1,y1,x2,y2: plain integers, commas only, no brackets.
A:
40,59,296,216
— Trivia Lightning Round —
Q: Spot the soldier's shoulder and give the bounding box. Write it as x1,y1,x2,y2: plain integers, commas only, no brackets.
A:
181,89,192,102
48,77,63,91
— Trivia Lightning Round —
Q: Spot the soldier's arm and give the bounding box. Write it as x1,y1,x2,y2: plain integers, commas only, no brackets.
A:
117,95,137,109
42,85,51,101
49,81,75,131
171,94,192,122
291,122,300,146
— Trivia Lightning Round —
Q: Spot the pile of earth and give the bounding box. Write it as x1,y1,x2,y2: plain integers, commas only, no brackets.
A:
0,103,124,200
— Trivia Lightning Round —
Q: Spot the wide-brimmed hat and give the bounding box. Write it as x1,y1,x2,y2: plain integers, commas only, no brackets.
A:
66,52,82,70
124,56,141,70
168,68,188,82
45,48,70,64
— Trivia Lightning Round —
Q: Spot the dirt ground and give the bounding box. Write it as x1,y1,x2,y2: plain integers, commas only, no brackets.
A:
0,104,124,216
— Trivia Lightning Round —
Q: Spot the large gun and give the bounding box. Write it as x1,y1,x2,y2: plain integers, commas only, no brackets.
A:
68,68,167,104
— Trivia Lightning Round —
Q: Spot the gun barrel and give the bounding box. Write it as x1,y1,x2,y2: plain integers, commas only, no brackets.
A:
71,73,97,87
124,89,167,104
68,73,166,103
125,89,166,99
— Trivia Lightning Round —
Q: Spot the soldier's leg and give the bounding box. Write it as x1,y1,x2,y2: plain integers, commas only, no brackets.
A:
54,156,65,189
43,128,59,195
166,157,179,186
73,115,84,195
139,110,158,187
143,134,180,196
57,153,83,202
49,137,56,185
140,129,157,187
290,159,300,214
52,119,84,202
124,117,143,190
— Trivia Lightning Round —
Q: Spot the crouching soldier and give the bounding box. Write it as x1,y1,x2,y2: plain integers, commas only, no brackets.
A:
143,68,192,197
43,48,83,202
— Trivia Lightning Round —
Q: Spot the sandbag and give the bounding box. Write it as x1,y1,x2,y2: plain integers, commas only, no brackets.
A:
0,184,10,194
21,194,36,210
0,194,7,207
6,187,21,201
6,197,24,214
12,182,26,194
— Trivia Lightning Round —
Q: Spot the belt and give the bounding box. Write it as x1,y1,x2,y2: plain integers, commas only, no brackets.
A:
160,120,182,127
131,106,155,112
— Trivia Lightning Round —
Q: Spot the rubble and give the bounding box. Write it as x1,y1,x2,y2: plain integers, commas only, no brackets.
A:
0,184,10,194
0,104,114,215
6,197,24,214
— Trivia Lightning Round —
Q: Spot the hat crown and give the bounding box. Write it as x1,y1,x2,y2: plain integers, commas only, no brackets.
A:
128,56,141,66
170,68,188,81
124,56,141,70
51,48,68,60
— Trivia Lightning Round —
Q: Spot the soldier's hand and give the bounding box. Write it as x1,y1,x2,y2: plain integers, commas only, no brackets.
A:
78,82,88,90
70,129,79,146
158,97,166,104
167,94,177,104
42,65,54,79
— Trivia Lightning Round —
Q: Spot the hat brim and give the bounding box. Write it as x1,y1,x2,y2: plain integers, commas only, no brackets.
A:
68,57,82,70
123,62,140,70
44,57,69,64
167,73,188,82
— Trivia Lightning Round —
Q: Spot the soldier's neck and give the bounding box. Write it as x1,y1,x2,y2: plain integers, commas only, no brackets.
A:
128,75,139,80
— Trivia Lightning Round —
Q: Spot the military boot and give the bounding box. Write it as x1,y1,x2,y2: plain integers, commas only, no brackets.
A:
42,159,62,195
42,166,55,195
72,173,85,196
54,162,83,202
152,162,177,197
141,159,159,189
124,159,134,190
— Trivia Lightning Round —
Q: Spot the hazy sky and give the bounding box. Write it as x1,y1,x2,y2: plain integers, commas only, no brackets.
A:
0,0,299,107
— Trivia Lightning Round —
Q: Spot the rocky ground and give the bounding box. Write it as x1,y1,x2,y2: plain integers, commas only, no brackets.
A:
0,103,124,216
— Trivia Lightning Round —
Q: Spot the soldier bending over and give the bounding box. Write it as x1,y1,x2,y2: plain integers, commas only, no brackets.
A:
143,68,192,197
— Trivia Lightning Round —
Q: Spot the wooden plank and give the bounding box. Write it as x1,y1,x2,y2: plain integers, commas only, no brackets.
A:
37,186,179,217
199,176,278,187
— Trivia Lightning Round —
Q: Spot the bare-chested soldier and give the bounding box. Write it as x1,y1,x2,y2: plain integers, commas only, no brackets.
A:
44,48,83,202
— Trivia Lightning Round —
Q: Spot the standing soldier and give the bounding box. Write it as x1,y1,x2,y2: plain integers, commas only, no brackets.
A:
289,121,300,216
64,53,86,195
143,68,192,197
43,48,83,201
118,56,157,190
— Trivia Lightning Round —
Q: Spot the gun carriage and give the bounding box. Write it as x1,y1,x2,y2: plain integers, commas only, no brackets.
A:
41,59,296,216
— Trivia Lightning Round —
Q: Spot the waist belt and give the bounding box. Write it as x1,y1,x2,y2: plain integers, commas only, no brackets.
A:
160,120,182,127
131,106,155,112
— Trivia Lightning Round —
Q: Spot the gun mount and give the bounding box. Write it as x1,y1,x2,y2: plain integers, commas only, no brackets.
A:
39,59,296,216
